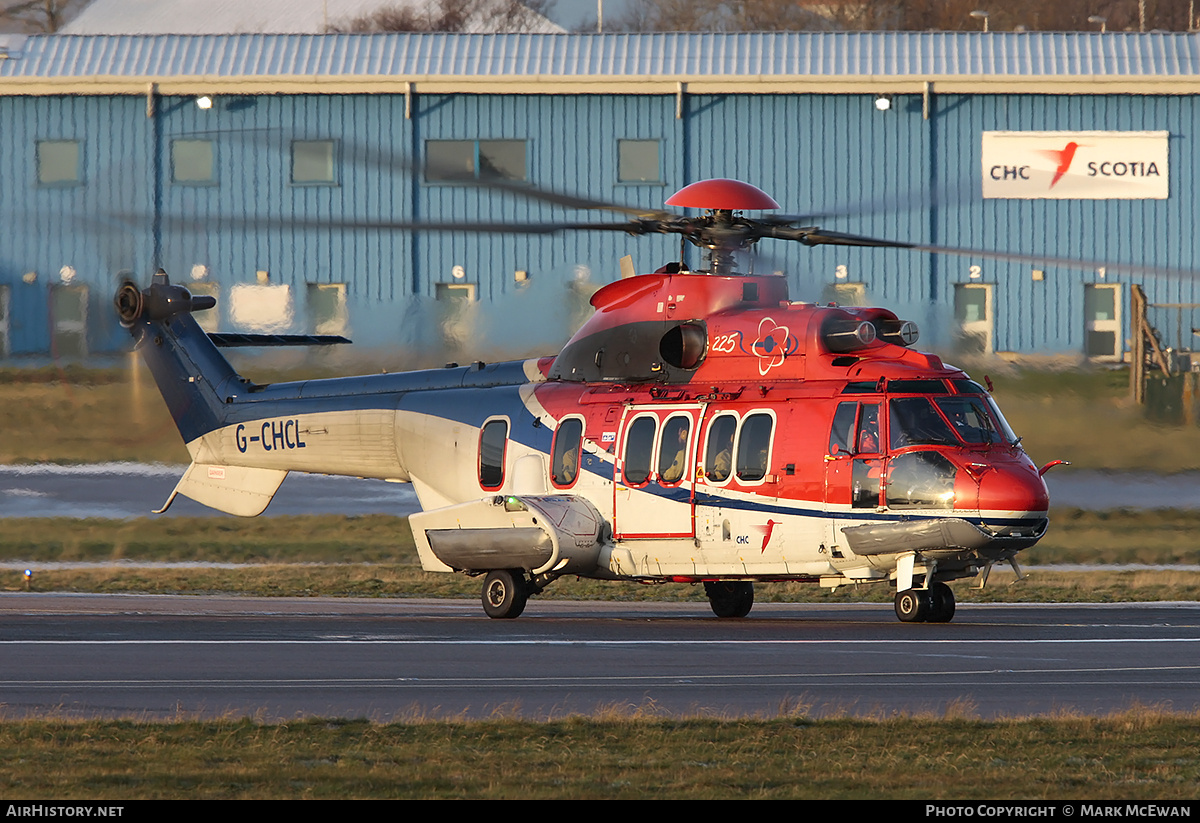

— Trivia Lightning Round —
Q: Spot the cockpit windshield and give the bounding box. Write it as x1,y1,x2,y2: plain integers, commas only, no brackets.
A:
831,385,1021,457
933,396,1001,445
889,398,958,449
890,392,1018,449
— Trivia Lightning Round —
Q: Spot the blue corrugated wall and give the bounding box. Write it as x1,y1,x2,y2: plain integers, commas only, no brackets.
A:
0,87,1196,357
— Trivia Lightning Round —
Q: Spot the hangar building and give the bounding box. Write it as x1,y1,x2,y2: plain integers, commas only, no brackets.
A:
1,31,1198,362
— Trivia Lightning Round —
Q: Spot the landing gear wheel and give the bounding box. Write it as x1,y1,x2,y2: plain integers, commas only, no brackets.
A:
482,569,528,619
894,588,932,623
704,581,754,618
927,581,956,623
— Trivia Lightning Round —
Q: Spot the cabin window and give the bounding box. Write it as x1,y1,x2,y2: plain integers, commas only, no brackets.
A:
704,415,737,482
551,417,584,487
172,139,215,184
478,419,508,490
617,139,660,183
426,139,527,182
292,140,336,184
735,413,773,482
657,416,691,485
37,140,81,186
622,416,657,486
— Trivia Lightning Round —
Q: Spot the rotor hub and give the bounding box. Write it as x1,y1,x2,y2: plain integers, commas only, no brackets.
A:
665,179,781,211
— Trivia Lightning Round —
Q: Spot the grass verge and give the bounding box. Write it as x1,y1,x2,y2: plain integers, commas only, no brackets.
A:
3,712,1200,799
1,509,1198,601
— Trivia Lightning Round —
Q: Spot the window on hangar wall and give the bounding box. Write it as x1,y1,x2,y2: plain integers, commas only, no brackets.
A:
617,140,660,183
292,140,336,185
425,140,526,182
954,283,994,355
435,282,476,301
306,283,348,335
172,139,215,184
36,140,81,186
1084,283,1122,360
822,282,867,306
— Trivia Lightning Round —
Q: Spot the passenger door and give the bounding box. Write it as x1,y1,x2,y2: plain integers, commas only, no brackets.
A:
613,404,701,539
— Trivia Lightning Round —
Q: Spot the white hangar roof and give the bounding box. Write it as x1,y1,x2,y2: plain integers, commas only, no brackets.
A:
0,31,1198,95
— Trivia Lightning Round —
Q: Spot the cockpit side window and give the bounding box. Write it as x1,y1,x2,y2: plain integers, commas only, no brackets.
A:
829,402,857,455
736,413,773,482
829,401,880,456
856,403,880,454
551,417,584,487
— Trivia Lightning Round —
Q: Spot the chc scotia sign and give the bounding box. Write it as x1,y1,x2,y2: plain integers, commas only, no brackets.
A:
982,131,1169,199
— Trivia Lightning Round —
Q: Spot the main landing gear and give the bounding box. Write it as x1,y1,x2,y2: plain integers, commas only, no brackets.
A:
482,569,530,619
894,581,956,623
704,581,754,618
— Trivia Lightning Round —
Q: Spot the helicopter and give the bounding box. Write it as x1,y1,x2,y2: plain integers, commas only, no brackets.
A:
114,177,1054,623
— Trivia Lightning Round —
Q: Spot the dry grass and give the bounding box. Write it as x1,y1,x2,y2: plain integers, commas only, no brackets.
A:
0,364,188,464
2,709,1200,799
1,510,1198,601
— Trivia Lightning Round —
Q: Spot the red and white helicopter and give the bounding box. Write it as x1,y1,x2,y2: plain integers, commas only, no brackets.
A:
115,178,1053,623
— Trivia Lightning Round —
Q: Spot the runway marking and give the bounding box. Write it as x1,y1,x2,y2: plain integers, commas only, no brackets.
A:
2,637,1199,646
3,666,1200,689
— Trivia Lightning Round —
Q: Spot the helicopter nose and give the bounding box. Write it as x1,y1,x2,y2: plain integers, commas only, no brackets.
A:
977,463,1049,513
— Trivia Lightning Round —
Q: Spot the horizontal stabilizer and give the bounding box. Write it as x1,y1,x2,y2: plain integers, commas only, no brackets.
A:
208,333,351,347
156,462,289,517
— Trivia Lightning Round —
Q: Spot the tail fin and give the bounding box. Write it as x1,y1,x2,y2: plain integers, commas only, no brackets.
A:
117,271,293,516
116,269,241,447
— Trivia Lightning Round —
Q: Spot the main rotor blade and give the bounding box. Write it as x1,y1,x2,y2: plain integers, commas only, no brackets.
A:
146,212,660,236
904,241,1200,279
458,173,674,221
787,226,1200,279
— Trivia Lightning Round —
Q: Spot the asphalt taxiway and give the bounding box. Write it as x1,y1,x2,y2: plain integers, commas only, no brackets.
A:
1,594,1197,720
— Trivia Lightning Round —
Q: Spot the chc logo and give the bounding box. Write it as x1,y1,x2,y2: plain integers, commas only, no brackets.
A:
982,131,1169,200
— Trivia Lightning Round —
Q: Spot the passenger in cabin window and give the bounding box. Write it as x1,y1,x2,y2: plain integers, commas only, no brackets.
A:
706,422,734,482
556,445,578,485
552,419,583,486
660,422,690,483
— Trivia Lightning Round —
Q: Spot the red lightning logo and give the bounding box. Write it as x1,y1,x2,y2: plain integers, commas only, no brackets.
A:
1038,141,1086,188
752,519,780,553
